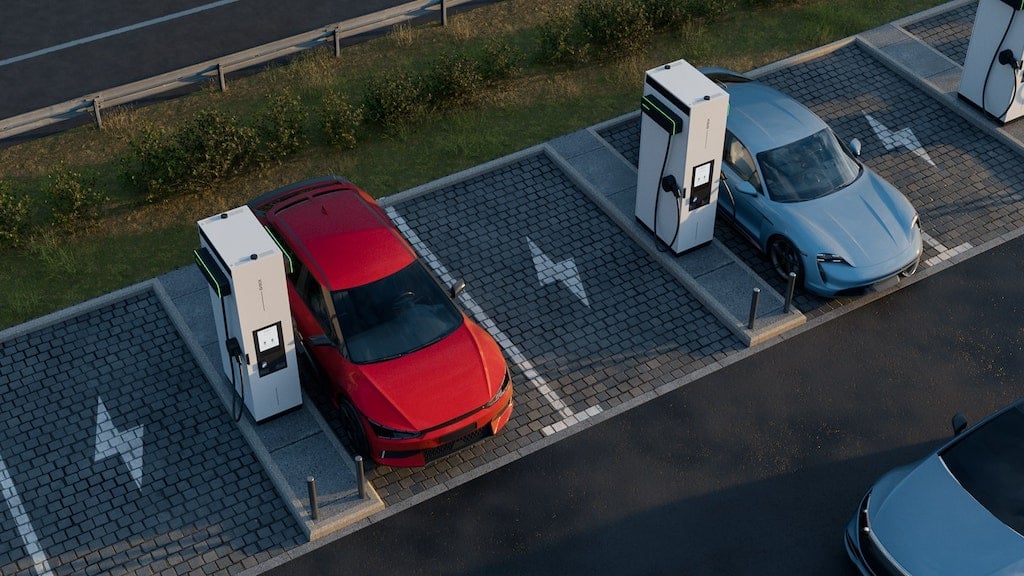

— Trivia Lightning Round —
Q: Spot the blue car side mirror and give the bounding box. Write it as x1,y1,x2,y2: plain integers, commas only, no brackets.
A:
951,413,969,436
848,138,862,157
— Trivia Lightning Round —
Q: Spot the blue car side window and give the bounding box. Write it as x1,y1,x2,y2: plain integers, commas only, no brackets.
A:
724,132,762,192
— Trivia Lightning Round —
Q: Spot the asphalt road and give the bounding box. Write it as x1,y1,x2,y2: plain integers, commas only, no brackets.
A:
0,0,405,121
268,233,1024,575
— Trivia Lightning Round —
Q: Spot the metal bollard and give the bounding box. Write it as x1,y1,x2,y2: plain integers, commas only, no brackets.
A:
307,477,319,521
747,287,760,329
784,272,797,313
92,98,103,130
440,0,448,26
355,455,366,499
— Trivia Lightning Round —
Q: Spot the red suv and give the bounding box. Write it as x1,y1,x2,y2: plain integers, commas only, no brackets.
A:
249,176,513,467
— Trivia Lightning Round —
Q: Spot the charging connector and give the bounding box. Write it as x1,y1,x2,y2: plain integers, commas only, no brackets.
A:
225,337,246,422
999,48,1022,70
661,175,684,199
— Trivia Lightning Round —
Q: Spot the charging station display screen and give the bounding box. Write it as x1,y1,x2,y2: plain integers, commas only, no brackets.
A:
693,162,712,188
256,324,281,352
253,322,287,377
689,160,715,211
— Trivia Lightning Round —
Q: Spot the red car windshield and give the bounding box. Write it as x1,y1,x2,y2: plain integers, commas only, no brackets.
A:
332,261,463,363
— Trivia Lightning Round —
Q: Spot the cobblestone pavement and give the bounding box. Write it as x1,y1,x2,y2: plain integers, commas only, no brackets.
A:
0,289,303,575
904,1,974,65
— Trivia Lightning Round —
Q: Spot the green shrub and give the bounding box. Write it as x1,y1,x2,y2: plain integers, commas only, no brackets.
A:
537,12,589,64
640,0,690,28
0,180,32,250
362,70,425,132
683,0,737,19
46,163,107,227
120,125,181,199
537,0,655,64
176,109,259,190
479,39,524,82
577,0,654,59
319,93,363,149
254,91,309,163
425,49,484,109
121,110,259,199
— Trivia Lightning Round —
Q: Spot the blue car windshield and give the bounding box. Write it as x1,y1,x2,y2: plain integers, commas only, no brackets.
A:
331,261,463,364
941,401,1024,536
757,129,860,202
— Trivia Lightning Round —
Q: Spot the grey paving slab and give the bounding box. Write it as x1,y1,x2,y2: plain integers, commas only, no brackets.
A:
160,268,385,542
0,286,303,575
903,0,975,65
552,126,805,345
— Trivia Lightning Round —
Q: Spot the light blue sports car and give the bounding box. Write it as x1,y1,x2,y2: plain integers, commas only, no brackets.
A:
704,68,922,297
847,400,1024,575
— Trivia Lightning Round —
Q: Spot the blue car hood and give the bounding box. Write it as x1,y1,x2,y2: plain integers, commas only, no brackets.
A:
780,171,914,267
869,456,1024,576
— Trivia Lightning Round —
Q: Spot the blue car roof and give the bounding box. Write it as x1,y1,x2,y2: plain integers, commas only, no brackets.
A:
724,81,827,154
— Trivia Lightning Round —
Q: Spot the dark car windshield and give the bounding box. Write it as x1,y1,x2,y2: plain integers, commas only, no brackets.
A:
332,261,463,364
941,401,1024,536
757,128,860,202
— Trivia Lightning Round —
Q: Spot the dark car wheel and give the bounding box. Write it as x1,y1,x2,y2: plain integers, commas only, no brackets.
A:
768,236,804,286
338,398,370,459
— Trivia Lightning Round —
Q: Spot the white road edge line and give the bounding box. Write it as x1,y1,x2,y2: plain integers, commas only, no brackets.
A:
0,0,242,68
922,231,972,267
0,454,53,576
385,206,603,436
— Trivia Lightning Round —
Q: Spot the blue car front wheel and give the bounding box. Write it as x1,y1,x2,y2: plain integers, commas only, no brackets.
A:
768,236,804,288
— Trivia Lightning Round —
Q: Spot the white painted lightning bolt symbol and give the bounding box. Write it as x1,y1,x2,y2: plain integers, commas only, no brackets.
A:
94,397,145,490
864,113,935,167
527,237,590,307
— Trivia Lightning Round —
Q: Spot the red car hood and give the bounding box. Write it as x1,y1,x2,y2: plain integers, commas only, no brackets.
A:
350,320,505,431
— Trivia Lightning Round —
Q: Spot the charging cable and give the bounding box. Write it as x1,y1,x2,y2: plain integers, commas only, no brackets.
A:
720,171,735,217
982,9,1020,121
654,134,686,253
226,337,245,422
653,132,673,252
217,293,246,423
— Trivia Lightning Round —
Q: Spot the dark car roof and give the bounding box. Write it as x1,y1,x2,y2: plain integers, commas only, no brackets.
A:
255,178,415,290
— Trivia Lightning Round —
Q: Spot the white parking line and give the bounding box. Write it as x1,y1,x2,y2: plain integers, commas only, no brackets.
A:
922,231,972,267
0,0,241,68
0,454,53,576
385,206,603,436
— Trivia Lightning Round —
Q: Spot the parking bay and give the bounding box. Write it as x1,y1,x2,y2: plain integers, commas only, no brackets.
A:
333,38,1024,504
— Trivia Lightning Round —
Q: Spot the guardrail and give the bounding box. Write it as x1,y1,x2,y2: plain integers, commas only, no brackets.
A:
0,0,473,141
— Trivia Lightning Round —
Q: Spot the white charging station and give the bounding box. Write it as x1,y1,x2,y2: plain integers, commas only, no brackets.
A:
635,58,729,254
195,206,301,423
959,0,1024,124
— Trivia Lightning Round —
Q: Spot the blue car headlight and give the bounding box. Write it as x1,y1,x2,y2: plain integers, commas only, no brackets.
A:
816,253,849,264
816,253,850,283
